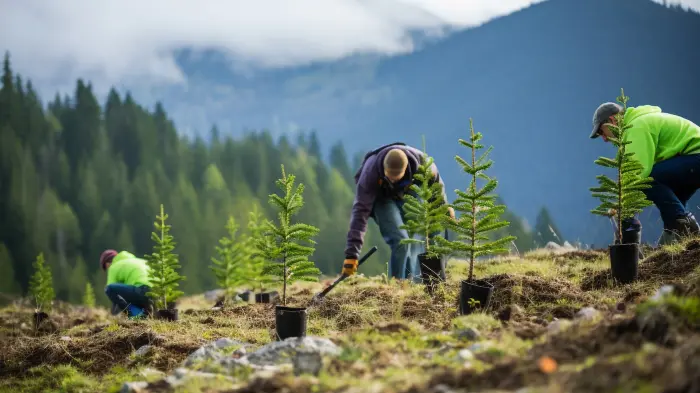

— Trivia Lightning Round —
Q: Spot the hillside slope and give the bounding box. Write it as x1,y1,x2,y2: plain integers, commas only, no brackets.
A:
138,0,700,246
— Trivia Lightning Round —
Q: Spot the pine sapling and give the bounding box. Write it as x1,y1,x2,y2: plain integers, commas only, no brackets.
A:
400,138,450,258
247,205,275,293
29,252,55,312
254,165,321,305
210,216,249,303
435,118,516,282
590,88,654,243
83,282,96,308
145,204,186,311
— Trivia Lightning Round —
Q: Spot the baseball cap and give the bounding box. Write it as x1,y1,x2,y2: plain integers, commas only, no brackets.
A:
100,249,118,270
589,102,622,139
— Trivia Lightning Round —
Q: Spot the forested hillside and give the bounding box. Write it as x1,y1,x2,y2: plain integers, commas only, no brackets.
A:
0,54,557,305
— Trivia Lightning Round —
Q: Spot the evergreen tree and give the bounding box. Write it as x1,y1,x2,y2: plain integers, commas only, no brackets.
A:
145,204,185,310
254,165,321,305
399,139,450,258
435,119,516,282
83,281,96,307
590,88,654,241
533,206,564,246
210,216,249,303
29,253,55,312
247,204,275,292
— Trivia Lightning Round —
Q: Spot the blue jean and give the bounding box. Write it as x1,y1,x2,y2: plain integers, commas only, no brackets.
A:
105,284,151,315
643,154,700,228
621,154,700,233
371,196,440,282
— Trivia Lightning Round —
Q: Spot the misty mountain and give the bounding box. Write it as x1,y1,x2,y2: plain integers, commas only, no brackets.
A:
123,0,700,246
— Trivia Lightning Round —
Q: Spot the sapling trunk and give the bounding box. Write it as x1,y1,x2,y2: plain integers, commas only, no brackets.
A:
469,122,477,282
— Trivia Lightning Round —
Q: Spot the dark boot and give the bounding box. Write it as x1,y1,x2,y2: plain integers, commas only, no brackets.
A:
659,213,700,246
615,217,644,259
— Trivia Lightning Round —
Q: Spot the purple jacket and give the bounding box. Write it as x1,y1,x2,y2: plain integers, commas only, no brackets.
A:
344,144,449,259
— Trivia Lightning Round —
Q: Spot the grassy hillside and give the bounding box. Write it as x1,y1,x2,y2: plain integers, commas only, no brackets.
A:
2,239,699,392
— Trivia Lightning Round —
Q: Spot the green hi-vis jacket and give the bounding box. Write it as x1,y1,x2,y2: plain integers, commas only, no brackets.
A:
106,251,151,287
623,105,700,178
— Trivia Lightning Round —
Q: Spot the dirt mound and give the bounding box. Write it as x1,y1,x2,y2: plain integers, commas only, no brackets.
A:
639,247,700,281
556,250,606,262
486,274,592,316
411,302,700,393
581,246,700,291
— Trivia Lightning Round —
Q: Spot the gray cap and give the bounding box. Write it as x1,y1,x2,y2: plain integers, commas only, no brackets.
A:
590,102,622,139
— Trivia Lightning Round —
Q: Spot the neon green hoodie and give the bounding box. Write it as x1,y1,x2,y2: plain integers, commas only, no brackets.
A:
623,105,700,178
106,251,151,287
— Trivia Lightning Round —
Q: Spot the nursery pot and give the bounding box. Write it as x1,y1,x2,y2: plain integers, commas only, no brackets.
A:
255,291,279,304
275,305,307,340
33,311,49,328
609,243,639,284
155,308,179,321
418,253,445,292
459,279,494,315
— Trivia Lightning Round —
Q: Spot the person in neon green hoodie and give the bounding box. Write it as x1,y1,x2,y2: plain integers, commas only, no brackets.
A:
590,102,700,245
100,249,152,318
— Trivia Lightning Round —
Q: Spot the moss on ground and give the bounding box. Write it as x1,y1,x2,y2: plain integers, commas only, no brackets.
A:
1,240,700,392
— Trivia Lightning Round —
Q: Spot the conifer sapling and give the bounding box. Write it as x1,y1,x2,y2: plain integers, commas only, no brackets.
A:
29,252,55,312
254,165,321,305
83,281,96,308
400,136,450,258
590,88,654,243
247,205,275,293
435,118,516,282
210,216,249,303
145,204,186,311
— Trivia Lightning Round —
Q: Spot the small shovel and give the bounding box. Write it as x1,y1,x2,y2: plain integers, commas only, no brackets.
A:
309,246,378,306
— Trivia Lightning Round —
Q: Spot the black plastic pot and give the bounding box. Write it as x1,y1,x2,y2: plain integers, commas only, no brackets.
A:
459,279,494,315
275,305,307,340
609,243,639,284
155,308,179,321
255,291,279,304
418,253,445,293
33,311,49,328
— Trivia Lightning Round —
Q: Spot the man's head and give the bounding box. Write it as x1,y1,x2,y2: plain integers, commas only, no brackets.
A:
383,148,408,182
100,249,118,271
590,102,623,142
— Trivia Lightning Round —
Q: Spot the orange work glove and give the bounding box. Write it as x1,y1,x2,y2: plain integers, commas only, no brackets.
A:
342,258,358,276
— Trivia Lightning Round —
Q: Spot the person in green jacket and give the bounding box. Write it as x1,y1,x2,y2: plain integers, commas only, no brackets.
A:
100,249,152,318
590,103,700,245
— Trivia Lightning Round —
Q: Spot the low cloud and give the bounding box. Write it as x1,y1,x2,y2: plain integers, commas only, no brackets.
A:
0,0,548,91
1,0,696,94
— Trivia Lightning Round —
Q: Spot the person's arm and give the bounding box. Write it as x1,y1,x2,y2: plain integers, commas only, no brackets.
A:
106,263,119,286
429,161,449,205
624,120,656,178
344,159,379,260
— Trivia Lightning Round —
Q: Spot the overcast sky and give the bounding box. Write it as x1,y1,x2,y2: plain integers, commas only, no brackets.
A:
1,0,698,94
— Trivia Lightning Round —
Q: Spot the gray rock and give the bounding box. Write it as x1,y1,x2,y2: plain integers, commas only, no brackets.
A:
457,349,474,361
651,285,676,301
165,367,235,388
575,307,600,320
455,327,480,341
120,381,148,393
183,338,249,367
293,350,323,376
246,336,340,367
134,345,153,357
547,319,572,334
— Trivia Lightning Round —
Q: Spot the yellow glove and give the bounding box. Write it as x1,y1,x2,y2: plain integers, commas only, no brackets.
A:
342,259,358,276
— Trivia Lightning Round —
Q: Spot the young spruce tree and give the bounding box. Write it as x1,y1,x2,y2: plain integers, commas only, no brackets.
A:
435,119,516,282
210,216,250,303
247,205,275,293
83,282,96,308
29,252,55,312
400,137,450,258
590,88,654,242
145,204,186,311
254,165,321,305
